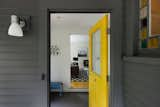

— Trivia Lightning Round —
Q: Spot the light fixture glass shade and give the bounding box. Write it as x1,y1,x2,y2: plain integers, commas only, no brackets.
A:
8,15,23,37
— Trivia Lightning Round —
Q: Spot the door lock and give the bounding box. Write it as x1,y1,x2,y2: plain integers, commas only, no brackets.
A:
41,73,46,80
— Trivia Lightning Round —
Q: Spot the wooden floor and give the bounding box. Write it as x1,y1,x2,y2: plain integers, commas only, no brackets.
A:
51,93,88,107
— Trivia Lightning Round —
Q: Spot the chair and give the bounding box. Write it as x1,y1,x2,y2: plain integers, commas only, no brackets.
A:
50,82,63,96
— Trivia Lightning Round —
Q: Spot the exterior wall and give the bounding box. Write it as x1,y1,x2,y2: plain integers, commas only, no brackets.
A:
1,0,160,107
123,58,160,107
0,3,41,107
124,0,160,107
0,0,128,107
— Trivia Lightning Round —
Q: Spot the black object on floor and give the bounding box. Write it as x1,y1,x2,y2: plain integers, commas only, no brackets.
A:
51,92,88,107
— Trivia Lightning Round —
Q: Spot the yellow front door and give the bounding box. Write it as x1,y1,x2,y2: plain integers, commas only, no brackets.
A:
89,14,109,107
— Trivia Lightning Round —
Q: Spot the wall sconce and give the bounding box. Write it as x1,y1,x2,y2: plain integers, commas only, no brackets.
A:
8,15,31,37
51,45,61,56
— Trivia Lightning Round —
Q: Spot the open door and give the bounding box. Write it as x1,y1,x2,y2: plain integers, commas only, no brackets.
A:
89,14,109,107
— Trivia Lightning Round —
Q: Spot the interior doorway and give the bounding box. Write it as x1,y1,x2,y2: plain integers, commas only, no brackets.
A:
49,13,110,107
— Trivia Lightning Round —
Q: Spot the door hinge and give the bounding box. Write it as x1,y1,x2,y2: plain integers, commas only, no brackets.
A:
107,28,111,35
107,75,110,82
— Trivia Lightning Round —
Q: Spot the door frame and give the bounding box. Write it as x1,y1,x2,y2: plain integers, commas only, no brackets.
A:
46,9,112,107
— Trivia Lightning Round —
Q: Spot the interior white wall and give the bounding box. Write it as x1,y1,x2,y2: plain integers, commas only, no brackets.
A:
50,14,104,92
51,27,88,92
70,35,88,60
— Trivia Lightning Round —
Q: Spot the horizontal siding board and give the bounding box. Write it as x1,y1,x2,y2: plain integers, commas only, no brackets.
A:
124,94,144,107
0,68,38,74
125,78,160,92
0,104,32,107
0,64,38,67
0,72,39,75
0,89,40,95
0,95,40,103
0,62,37,66
0,81,40,89
0,39,34,44
0,59,36,62
0,74,40,80
0,47,36,52
0,48,35,52
0,44,34,49
0,53,37,59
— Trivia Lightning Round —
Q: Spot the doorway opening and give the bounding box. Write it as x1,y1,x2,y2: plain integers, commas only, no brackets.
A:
49,13,110,107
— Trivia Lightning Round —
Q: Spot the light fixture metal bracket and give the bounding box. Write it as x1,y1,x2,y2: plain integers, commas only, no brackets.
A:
19,16,31,31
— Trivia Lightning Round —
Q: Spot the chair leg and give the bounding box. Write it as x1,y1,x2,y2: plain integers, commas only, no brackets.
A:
59,84,63,96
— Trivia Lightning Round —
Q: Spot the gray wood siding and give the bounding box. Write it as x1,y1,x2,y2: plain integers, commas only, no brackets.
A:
0,10,41,107
124,60,160,107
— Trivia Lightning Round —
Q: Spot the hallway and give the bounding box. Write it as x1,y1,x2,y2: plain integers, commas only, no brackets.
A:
51,93,88,107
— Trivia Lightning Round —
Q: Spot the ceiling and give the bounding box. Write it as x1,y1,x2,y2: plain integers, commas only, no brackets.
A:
50,13,105,32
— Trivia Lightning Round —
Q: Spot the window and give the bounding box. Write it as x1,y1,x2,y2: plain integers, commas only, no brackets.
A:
92,30,101,75
139,0,160,49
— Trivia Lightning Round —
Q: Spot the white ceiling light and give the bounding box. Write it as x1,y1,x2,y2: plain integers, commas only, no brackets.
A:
8,15,24,37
